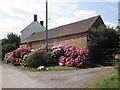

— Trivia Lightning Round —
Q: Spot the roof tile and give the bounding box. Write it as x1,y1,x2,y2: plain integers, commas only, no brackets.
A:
21,15,103,43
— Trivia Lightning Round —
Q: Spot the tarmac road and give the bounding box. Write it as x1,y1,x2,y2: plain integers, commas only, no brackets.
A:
1,63,116,88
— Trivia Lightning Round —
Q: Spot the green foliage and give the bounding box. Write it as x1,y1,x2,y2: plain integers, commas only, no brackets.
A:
50,48,65,65
2,38,8,45
17,64,79,72
87,71,118,88
17,65,38,72
45,50,57,66
88,26,119,50
7,33,20,47
26,49,49,68
2,33,20,60
116,29,120,53
2,43,16,53
48,66,79,71
88,25,119,63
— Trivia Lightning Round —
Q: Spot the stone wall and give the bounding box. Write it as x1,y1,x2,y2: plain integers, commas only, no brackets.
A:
20,32,88,50
48,32,88,49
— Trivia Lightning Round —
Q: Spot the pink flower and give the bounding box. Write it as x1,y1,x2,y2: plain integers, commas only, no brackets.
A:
6,48,29,65
14,58,20,65
76,62,83,68
84,49,89,54
65,60,74,67
7,52,15,62
51,45,91,68
59,56,66,65
65,57,72,62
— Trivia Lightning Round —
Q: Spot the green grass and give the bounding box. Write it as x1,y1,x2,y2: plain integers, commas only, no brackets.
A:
17,66,38,72
4,60,80,72
85,62,120,88
86,70,119,88
17,65,80,72
90,63,103,68
47,65,79,71
2,60,79,72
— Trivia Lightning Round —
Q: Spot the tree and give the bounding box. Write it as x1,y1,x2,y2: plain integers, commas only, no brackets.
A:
2,33,21,60
7,33,20,47
116,27,120,53
88,26,119,50
88,25,119,63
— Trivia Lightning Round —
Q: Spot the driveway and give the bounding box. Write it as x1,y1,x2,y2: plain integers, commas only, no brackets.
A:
1,63,115,88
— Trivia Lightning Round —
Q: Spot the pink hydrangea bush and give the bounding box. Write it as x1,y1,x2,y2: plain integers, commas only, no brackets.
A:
51,45,91,68
6,48,29,65
50,45,65,64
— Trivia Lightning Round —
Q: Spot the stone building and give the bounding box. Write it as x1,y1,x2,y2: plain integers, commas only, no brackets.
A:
20,15,105,50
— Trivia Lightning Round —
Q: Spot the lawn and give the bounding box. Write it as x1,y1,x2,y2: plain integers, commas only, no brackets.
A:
3,60,79,72
1,60,103,72
86,63,120,88
87,71,118,88
47,65,79,71
17,65,80,72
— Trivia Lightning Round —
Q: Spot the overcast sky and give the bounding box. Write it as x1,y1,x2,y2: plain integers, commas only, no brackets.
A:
0,0,119,39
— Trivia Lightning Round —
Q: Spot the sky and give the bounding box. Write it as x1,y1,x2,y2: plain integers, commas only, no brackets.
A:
0,0,119,39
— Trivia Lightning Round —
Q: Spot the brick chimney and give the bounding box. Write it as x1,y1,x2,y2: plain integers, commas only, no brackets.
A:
40,21,43,26
34,14,37,21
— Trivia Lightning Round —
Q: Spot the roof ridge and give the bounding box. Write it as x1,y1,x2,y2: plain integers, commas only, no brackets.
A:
86,15,100,30
21,15,103,44
49,15,100,30
21,21,44,32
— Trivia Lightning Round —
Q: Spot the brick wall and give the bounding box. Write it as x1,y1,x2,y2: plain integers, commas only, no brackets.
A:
20,32,88,50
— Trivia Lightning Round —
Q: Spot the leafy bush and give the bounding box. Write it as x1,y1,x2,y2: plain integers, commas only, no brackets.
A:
6,48,29,65
2,33,20,59
26,49,49,68
88,26,119,50
50,45,91,68
88,26,119,63
50,46,65,65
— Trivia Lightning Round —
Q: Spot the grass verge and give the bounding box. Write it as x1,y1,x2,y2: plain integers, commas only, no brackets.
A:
1,60,81,72
1,60,108,72
17,66,38,72
86,69,119,88
2,59,80,72
17,65,80,72
47,65,79,71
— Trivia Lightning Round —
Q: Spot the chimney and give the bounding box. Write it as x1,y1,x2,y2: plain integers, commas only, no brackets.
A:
34,14,37,21
40,21,44,26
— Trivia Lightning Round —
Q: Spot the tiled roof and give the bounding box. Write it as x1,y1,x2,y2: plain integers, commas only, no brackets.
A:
21,15,104,44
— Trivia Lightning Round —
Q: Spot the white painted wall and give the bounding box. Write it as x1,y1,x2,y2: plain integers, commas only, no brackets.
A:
21,21,46,42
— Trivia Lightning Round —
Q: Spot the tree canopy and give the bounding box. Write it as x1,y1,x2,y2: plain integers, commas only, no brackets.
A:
2,33,21,59
88,25,119,64
88,25,119,50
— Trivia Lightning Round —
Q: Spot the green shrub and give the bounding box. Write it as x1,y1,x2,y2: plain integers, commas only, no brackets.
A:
26,49,49,68
2,33,20,60
88,26,119,64
50,46,65,65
